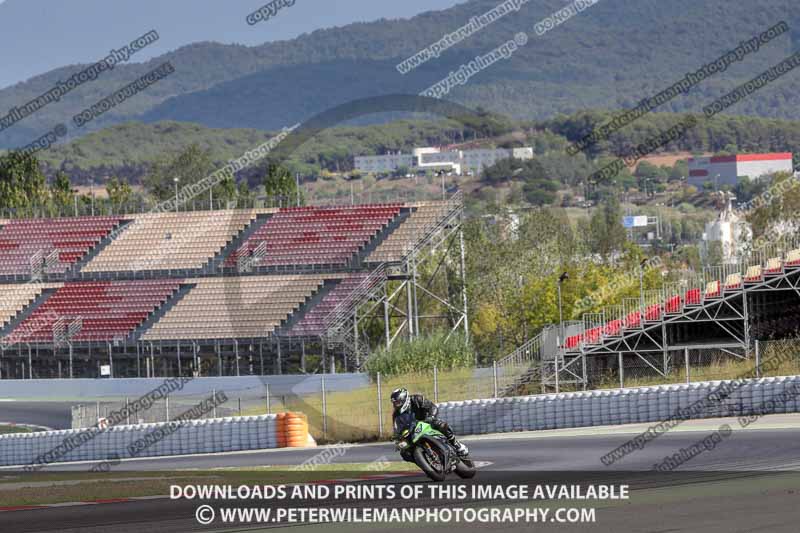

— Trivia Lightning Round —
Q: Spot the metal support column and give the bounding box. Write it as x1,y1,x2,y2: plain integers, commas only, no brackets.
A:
755,340,761,378
412,260,420,337
383,287,391,348
275,339,281,375
459,229,469,340
742,286,750,356
582,352,587,390
554,357,560,393
406,280,414,339
353,311,359,369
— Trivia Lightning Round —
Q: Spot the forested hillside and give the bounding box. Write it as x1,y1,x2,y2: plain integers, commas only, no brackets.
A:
1,0,799,148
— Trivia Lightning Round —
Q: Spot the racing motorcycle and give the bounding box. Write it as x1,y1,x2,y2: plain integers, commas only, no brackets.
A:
393,411,476,482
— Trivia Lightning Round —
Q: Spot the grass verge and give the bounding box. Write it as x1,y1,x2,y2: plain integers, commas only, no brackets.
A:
0,462,415,507
0,425,32,435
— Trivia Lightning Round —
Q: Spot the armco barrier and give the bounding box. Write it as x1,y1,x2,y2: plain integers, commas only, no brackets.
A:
437,376,800,435
0,412,313,468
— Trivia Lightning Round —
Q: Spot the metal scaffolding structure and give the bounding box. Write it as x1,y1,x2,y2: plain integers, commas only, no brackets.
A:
318,191,469,370
498,238,800,394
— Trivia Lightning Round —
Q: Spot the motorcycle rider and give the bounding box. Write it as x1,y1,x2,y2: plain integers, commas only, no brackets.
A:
390,387,469,457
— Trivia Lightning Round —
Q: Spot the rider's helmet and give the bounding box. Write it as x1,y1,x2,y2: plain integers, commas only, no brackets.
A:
391,388,410,414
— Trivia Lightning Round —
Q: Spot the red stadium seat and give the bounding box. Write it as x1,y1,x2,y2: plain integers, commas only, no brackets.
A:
664,295,681,314
3,279,182,343
0,216,121,276
226,205,402,268
684,288,701,305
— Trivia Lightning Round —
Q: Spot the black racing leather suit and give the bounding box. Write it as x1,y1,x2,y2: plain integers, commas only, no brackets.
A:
392,393,456,446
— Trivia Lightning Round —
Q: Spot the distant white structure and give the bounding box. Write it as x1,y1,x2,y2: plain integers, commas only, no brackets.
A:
688,152,793,187
703,193,752,264
355,146,534,175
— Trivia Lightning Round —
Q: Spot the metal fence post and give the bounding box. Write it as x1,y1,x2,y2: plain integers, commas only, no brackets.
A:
492,361,498,398
684,347,690,384
125,397,130,425
755,340,761,378
266,384,271,414
165,396,170,422
321,375,327,441
433,366,439,403
95,401,100,423
238,397,242,416
212,389,217,418
618,352,624,389
377,372,384,438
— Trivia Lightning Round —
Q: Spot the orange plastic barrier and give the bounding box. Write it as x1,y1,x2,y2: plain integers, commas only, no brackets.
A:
276,412,310,448
275,413,288,448
285,412,309,448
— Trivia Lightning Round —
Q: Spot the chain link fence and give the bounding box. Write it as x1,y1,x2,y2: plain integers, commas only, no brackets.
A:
70,367,502,441
70,339,800,441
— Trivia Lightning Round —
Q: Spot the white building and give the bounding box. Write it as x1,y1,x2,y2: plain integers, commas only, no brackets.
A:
354,146,534,175
703,193,752,264
688,152,793,187
353,153,415,174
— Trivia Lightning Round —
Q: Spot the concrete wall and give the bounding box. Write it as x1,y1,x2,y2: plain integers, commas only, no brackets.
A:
0,373,368,400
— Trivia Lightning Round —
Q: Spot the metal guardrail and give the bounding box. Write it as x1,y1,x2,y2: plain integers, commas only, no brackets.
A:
496,332,543,368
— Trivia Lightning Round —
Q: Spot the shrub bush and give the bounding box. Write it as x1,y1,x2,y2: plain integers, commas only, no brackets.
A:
365,332,474,379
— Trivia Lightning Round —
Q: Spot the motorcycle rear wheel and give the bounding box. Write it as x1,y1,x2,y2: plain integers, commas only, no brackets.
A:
455,458,476,479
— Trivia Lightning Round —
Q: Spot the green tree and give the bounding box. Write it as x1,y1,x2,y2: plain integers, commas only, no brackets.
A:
0,151,48,211
588,196,627,257
50,171,73,216
264,161,304,206
106,177,133,213
142,144,236,208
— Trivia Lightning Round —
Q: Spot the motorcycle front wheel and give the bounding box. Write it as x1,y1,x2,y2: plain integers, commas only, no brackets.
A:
413,441,446,482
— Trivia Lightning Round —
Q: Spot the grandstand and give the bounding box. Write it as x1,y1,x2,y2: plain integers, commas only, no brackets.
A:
0,197,466,379
498,240,800,395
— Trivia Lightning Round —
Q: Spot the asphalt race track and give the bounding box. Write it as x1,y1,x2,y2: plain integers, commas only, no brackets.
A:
0,402,72,430
2,415,800,532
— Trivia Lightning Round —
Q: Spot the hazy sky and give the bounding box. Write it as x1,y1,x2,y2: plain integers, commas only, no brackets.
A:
0,0,467,89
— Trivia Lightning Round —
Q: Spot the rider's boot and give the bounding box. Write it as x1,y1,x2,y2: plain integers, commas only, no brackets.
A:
449,436,469,457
